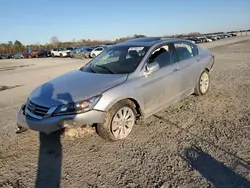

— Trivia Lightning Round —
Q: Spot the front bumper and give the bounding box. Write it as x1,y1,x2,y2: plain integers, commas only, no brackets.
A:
16,106,106,134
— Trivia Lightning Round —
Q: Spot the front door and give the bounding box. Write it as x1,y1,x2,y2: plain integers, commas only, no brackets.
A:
138,43,182,117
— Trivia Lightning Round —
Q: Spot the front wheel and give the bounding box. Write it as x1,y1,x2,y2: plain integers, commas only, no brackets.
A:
96,100,136,141
194,70,210,96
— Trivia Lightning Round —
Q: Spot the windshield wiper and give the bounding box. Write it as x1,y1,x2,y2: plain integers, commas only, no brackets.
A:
95,65,115,74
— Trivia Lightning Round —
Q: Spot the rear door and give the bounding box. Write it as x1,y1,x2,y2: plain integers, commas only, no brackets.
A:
173,42,201,96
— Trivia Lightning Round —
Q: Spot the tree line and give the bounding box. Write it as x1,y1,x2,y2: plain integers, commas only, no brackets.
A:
0,30,249,54
0,34,147,54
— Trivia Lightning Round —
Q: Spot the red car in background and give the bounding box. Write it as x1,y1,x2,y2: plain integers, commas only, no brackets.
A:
22,50,39,58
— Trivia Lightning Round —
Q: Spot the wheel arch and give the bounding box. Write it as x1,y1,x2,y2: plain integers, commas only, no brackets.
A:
95,96,144,118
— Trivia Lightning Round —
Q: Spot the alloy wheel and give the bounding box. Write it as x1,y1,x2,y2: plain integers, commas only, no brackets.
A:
111,107,135,139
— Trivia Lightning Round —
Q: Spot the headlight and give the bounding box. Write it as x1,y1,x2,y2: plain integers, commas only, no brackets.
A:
54,95,101,115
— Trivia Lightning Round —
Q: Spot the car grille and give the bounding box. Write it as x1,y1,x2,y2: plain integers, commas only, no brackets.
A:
26,100,50,117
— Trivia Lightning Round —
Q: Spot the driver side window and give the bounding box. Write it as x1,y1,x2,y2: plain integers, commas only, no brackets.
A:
148,44,174,68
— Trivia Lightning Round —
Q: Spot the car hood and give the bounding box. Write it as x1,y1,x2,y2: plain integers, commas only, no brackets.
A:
29,70,128,107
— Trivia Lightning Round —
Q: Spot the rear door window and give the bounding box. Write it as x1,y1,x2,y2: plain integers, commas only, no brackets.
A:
174,42,198,62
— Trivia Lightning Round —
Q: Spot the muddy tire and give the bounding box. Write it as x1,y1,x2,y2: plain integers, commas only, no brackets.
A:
194,70,210,96
96,100,137,141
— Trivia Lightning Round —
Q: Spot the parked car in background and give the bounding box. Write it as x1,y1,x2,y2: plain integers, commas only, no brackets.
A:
230,33,237,37
17,37,214,141
225,34,232,37
222,34,229,38
90,47,106,57
217,34,225,39
187,37,202,44
7,54,14,59
37,49,51,58
22,50,39,58
51,47,73,57
215,35,221,40
71,48,92,59
204,37,213,42
185,38,196,44
206,36,217,41
197,37,212,42
0,54,8,59
13,52,24,59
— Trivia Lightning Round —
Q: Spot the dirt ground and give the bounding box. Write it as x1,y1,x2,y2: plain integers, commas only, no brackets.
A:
0,36,249,188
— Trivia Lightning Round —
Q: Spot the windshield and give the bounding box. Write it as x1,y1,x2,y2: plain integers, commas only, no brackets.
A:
80,46,149,74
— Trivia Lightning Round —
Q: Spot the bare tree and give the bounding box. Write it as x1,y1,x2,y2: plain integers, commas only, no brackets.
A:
50,36,59,47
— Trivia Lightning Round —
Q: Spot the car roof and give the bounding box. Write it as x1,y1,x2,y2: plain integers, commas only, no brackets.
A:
115,37,189,47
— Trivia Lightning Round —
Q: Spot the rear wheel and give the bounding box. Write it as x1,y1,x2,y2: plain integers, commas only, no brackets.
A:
194,70,210,95
92,53,96,58
60,53,63,58
52,53,55,58
96,100,136,141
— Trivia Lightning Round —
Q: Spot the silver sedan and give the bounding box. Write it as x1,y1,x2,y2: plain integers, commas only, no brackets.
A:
17,37,214,141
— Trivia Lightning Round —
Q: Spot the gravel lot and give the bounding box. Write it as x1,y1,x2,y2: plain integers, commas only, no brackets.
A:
0,36,249,188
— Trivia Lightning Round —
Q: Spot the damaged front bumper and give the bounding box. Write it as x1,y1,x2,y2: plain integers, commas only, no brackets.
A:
16,105,106,134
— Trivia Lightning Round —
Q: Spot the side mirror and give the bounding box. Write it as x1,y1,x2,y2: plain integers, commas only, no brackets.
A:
145,62,160,75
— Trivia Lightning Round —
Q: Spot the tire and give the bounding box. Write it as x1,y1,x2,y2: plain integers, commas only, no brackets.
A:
60,53,63,58
52,53,55,58
29,55,32,59
194,70,210,96
92,53,96,58
96,100,137,141
36,54,38,58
